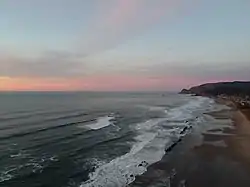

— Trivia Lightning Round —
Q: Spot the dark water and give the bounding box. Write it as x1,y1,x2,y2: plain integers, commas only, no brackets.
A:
0,92,214,187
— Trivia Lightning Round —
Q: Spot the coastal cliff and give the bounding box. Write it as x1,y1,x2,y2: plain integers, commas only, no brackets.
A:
180,81,250,109
180,81,250,97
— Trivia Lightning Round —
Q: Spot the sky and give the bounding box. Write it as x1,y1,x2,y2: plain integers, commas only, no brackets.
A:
0,0,250,91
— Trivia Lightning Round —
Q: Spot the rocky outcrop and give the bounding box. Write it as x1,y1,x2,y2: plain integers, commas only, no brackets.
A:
179,89,192,94
180,81,250,97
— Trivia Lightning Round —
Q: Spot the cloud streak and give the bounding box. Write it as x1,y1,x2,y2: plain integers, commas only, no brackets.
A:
1,0,249,91
79,0,182,56
0,50,86,78
133,61,250,84
0,0,183,79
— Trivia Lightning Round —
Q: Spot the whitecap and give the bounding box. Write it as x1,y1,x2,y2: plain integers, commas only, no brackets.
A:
80,96,214,187
80,116,115,130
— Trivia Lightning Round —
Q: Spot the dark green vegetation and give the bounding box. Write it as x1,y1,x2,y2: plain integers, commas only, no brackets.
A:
180,81,250,97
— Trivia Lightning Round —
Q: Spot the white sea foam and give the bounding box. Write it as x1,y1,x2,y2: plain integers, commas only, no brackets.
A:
84,116,114,130
80,96,213,187
0,169,14,183
206,140,227,147
148,106,167,111
10,150,29,158
0,154,59,183
137,105,166,111
81,119,172,187
166,97,209,121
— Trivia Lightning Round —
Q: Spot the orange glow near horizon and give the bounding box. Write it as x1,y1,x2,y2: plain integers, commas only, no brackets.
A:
0,77,82,91
0,75,201,91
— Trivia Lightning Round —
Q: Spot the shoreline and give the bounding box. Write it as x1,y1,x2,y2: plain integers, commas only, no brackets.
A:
217,99,250,163
130,97,250,187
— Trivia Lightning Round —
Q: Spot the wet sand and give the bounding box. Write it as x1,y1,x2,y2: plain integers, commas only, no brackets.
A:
130,102,250,187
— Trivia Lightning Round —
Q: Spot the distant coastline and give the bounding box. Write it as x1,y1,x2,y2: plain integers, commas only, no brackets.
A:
132,81,250,186
180,81,250,108
180,81,250,185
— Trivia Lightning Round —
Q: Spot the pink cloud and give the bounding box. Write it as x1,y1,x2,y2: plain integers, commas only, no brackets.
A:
0,75,197,91
2,74,246,92
75,75,198,91
0,77,82,91
106,0,139,26
81,0,183,56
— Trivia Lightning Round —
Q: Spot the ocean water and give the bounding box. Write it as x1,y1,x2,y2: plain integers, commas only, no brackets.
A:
0,92,216,187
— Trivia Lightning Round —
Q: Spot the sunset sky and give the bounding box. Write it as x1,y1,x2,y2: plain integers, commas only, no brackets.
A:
1,0,250,91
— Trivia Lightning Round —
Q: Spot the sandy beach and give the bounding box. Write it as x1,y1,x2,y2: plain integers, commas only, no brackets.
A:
130,100,250,187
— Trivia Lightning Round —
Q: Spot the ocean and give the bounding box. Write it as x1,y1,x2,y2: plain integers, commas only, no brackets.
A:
0,92,221,187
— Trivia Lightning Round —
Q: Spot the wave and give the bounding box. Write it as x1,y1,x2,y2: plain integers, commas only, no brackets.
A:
0,154,58,183
0,112,88,131
0,108,84,121
82,116,115,130
80,96,213,187
69,132,134,157
0,119,95,140
80,119,173,187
